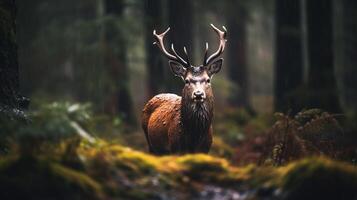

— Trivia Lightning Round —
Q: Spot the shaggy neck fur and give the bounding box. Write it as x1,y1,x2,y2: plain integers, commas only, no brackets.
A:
181,93,214,150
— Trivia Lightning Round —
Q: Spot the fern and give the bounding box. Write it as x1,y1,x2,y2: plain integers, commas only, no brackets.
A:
261,109,343,166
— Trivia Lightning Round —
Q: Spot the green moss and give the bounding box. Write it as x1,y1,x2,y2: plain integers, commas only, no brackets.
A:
211,137,235,159
3,137,357,199
0,156,104,200
280,157,357,200
50,163,102,194
177,154,230,173
82,142,160,177
114,149,159,176
175,154,232,182
70,142,357,199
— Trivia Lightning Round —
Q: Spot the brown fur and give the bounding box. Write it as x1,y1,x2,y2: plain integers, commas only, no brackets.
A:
141,92,213,155
144,24,226,155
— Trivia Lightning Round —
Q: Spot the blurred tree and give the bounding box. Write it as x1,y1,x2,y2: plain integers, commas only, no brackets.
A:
144,0,165,97
167,0,194,94
16,0,42,96
0,0,18,107
274,0,303,113
17,0,101,100
226,1,250,109
306,0,341,113
16,0,41,52
103,0,135,125
0,0,28,115
16,0,137,124
335,0,357,113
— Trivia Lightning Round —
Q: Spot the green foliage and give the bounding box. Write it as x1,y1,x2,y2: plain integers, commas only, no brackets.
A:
0,100,127,144
262,109,344,166
0,103,28,124
281,157,357,200
214,107,251,145
15,102,93,141
0,101,101,157
214,107,272,147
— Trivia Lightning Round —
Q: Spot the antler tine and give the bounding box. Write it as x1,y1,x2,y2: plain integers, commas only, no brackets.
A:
153,28,176,60
183,46,191,67
205,24,227,65
171,44,188,67
153,27,188,67
203,42,209,65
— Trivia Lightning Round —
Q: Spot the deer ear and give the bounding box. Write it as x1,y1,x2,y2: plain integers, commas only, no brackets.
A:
207,58,223,76
169,61,186,78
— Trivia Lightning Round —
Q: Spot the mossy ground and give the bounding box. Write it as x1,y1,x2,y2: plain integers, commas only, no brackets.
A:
0,155,103,200
0,103,355,199
0,138,355,200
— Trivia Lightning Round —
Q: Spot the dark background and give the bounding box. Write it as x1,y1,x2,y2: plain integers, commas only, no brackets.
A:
14,0,357,125
0,1,357,199
1,0,357,161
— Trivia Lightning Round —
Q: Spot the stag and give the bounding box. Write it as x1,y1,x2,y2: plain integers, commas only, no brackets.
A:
142,24,227,155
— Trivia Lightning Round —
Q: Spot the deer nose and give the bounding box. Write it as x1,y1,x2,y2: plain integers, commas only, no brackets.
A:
193,91,205,100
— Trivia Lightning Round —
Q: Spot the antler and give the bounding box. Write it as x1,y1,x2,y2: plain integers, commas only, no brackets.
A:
203,24,227,65
153,28,190,68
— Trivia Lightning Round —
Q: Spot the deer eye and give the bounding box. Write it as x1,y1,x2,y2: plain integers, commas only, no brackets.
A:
185,79,190,84
206,79,211,83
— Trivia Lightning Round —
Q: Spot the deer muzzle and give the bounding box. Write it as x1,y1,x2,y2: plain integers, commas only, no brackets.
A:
193,90,206,103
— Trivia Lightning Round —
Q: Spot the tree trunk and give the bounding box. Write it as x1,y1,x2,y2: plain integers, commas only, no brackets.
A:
167,0,193,94
306,0,341,113
338,0,357,131
0,0,18,107
144,0,165,98
274,0,304,113
335,0,357,111
16,0,42,97
226,6,249,108
103,0,135,125
0,0,28,117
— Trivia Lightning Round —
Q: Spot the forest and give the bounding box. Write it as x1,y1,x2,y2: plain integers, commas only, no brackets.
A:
0,0,357,199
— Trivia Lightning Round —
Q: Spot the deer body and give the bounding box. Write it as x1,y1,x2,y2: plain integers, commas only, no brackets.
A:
142,24,227,155
142,93,213,154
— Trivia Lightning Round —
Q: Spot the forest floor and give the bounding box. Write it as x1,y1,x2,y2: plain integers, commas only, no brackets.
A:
0,138,357,200
0,102,357,199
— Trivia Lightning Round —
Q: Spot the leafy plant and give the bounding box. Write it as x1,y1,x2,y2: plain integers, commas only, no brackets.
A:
261,109,344,166
15,102,93,141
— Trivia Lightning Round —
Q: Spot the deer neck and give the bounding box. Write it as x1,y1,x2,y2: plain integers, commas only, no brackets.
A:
180,96,213,139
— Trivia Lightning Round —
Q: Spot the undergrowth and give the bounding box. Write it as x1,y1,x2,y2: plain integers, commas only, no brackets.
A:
0,102,356,199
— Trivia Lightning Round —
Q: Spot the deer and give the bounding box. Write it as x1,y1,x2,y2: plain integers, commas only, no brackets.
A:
141,24,227,155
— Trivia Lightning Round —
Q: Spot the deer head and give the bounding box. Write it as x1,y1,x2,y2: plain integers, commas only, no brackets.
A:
153,24,227,104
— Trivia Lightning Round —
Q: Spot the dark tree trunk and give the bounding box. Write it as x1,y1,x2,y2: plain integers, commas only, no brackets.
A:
16,0,42,97
167,0,193,94
144,0,165,98
306,0,341,113
226,7,249,108
336,0,357,111
104,0,135,125
336,0,357,135
0,0,28,117
274,0,303,113
0,0,18,106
